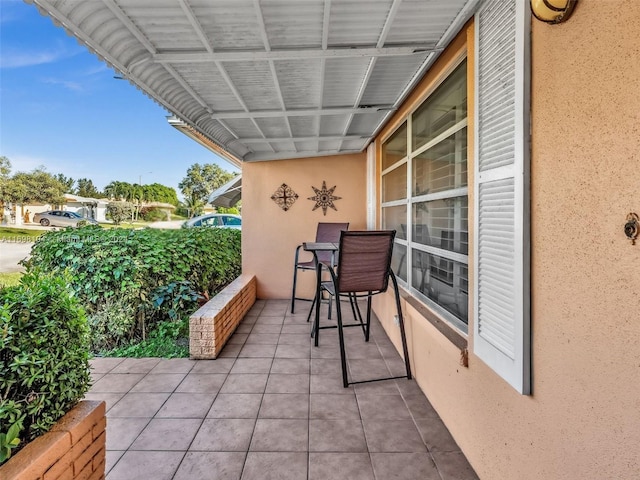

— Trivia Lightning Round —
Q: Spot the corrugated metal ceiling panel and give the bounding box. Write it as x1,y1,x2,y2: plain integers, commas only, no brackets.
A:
29,0,479,163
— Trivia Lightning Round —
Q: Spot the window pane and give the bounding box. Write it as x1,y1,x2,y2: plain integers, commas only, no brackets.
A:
382,122,407,170
412,61,467,152
382,205,407,239
412,250,468,324
412,196,468,254
382,164,407,202
391,243,407,282
413,127,467,196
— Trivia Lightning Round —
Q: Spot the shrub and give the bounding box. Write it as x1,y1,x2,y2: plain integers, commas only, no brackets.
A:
0,272,91,464
150,280,203,322
88,293,138,352
106,201,134,225
23,226,241,344
107,318,189,358
140,207,169,222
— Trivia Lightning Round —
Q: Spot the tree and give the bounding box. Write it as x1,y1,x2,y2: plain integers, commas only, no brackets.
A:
76,178,101,198
53,174,75,193
104,181,127,201
0,156,11,216
183,197,205,218
106,201,134,225
179,164,236,217
3,169,67,214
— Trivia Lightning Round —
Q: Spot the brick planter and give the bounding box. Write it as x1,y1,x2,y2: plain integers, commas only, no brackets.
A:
190,273,257,359
0,400,106,480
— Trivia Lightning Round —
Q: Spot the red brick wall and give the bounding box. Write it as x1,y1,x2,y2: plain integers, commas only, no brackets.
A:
0,400,106,480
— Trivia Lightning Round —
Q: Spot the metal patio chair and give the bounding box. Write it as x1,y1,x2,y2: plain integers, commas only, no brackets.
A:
314,230,412,388
290,222,349,313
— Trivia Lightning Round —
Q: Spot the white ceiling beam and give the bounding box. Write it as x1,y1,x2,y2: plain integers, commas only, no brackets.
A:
243,148,365,162
154,45,439,63
365,0,484,150
211,106,394,119
317,0,332,151
176,0,214,53
101,0,156,53
174,0,255,145
253,0,295,149
340,0,402,147
238,135,368,144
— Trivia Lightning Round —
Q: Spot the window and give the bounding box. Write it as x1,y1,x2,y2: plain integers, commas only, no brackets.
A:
382,60,468,332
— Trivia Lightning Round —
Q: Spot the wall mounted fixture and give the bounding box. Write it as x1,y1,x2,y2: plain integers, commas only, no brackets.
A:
531,0,577,24
624,213,639,245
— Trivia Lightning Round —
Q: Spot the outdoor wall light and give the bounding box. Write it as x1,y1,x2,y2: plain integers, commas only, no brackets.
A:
530,0,577,24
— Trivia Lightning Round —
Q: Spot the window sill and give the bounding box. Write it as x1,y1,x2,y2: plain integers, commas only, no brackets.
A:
398,288,468,358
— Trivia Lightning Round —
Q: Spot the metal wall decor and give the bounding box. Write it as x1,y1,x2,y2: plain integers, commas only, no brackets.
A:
308,180,341,216
270,183,299,211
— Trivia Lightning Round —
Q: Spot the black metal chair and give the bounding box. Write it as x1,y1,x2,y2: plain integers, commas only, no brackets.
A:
314,230,412,388
290,222,349,313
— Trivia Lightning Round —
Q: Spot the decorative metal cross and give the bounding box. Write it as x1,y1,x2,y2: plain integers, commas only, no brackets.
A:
270,183,299,211
308,181,341,216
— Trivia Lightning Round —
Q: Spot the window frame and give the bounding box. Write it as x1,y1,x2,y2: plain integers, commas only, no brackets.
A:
380,54,470,335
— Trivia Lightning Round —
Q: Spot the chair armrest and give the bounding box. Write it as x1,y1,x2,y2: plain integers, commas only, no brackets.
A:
294,244,314,266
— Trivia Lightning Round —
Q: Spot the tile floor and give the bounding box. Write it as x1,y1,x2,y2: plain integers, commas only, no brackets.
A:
86,299,478,480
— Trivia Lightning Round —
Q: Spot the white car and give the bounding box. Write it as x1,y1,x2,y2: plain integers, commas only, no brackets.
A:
183,213,241,229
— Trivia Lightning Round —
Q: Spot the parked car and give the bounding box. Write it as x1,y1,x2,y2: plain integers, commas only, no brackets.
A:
183,213,241,229
33,210,98,227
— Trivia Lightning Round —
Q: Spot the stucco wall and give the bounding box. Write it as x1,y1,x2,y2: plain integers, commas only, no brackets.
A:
373,3,640,479
242,153,367,299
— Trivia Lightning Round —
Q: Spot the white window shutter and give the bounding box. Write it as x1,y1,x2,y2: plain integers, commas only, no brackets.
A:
473,0,531,394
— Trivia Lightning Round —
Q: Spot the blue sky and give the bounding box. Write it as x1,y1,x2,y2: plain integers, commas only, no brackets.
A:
0,0,239,196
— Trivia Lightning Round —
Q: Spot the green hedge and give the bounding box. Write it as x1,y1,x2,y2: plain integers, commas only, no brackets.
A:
24,226,241,309
0,272,91,463
22,226,241,350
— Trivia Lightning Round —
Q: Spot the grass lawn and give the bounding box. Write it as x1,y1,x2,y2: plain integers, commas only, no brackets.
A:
0,272,23,287
0,226,47,241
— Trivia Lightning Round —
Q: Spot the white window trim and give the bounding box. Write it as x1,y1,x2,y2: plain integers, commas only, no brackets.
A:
380,55,470,335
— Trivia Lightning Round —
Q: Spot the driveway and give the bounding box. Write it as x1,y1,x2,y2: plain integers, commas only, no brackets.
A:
147,220,185,229
0,242,32,272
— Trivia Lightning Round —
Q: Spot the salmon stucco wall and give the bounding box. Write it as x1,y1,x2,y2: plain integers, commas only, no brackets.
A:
242,153,367,299
373,3,640,479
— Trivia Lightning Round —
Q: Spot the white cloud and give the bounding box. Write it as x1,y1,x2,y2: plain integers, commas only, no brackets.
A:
42,77,84,92
1,49,62,69
0,41,82,69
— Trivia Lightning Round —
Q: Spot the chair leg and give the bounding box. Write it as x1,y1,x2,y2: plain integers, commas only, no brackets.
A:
335,296,349,388
365,295,372,342
291,265,299,313
390,271,412,380
307,295,316,327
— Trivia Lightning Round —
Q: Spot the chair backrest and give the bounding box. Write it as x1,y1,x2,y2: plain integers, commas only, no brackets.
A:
336,230,396,293
315,222,349,264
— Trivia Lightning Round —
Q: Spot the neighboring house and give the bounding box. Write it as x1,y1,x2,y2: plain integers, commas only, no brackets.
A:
33,1,640,478
63,194,109,222
9,194,107,225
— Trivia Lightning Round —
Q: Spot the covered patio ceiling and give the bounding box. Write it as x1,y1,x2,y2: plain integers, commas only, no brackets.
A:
29,0,480,165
